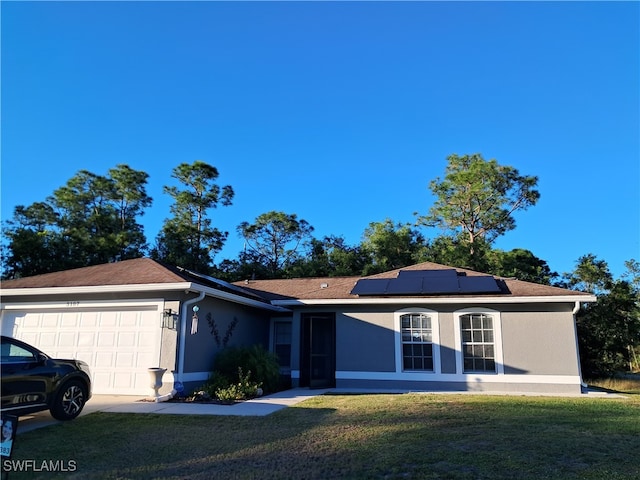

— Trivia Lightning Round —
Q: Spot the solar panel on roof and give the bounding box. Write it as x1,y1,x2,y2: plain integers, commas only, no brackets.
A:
350,278,391,295
385,277,423,294
397,269,458,278
458,276,500,293
421,275,460,294
351,270,501,296
397,269,459,294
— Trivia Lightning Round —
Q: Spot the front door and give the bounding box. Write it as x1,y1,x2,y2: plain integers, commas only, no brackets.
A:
301,313,335,388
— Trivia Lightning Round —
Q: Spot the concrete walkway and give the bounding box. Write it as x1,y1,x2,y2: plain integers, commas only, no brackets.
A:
100,388,332,416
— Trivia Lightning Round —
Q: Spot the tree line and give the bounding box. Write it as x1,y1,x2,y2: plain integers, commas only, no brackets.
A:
2,154,638,377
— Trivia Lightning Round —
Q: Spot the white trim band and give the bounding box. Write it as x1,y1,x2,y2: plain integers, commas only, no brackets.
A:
335,371,582,385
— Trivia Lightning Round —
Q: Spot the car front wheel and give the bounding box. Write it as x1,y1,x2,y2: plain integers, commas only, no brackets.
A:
50,380,87,420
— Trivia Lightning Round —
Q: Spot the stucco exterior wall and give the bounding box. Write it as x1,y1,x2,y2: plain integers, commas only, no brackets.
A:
159,300,180,376
288,301,582,394
501,310,579,375
338,311,396,372
182,297,271,374
438,312,456,374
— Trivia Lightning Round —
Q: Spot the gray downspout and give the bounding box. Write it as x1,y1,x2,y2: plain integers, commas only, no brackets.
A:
177,291,206,383
573,301,588,390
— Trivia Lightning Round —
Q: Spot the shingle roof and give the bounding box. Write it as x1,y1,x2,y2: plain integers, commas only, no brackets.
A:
1,258,590,301
1,258,184,288
236,261,590,300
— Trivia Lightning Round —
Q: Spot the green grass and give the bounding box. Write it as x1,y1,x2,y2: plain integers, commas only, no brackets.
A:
5,393,640,479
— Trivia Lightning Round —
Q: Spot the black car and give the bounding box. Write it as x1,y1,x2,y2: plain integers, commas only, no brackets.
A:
1,336,92,420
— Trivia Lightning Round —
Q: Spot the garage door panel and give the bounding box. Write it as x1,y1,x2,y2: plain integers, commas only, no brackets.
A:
4,306,164,395
135,372,150,388
21,332,41,347
118,332,136,347
57,350,77,360
98,331,116,347
95,351,114,367
137,351,156,366
114,372,135,388
78,332,95,346
35,332,53,347
119,311,138,327
73,352,93,369
116,352,135,367
23,315,39,328
42,313,59,328
80,312,99,327
139,314,158,329
61,314,78,327
93,372,112,388
58,332,77,348
100,312,118,327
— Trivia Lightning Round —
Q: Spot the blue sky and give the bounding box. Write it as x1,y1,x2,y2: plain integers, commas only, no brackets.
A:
2,1,638,279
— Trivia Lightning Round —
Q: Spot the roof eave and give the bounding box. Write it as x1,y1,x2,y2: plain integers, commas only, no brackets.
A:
272,294,597,306
1,283,290,313
1,283,194,296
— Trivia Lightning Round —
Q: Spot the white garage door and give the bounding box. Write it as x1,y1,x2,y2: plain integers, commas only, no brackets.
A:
1,301,164,395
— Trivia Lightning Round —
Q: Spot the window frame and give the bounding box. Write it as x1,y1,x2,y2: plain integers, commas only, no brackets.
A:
272,320,292,371
453,308,504,375
394,308,440,374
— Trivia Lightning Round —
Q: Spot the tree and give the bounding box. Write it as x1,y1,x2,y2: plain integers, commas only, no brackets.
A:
568,255,640,377
108,164,153,260
51,169,119,265
424,234,492,272
577,280,640,377
418,153,540,257
237,211,314,278
152,161,234,273
360,219,428,275
488,248,558,285
286,235,369,278
2,165,151,278
622,259,640,291
2,202,65,277
563,254,613,295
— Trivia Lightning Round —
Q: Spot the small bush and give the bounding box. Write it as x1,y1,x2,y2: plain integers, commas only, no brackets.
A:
212,345,281,393
199,371,231,398
215,384,241,403
214,367,262,402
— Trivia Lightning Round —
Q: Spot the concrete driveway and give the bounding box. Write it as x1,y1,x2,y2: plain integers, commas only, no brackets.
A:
16,395,141,434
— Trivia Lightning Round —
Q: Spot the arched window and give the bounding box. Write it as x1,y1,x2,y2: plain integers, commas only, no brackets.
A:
460,313,495,372
395,308,440,374
454,308,503,375
400,313,433,371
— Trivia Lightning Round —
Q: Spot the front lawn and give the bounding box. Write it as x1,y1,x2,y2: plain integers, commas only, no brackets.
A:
5,393,640,479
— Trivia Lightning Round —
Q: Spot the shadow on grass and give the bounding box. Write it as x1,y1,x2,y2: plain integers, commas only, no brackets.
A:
5,406,337,480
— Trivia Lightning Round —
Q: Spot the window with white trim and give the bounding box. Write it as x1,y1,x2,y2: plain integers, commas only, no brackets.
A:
460,313,496,373
400,313,434,371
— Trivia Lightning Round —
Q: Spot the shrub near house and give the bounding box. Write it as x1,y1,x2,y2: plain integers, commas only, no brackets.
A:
198,345,280,401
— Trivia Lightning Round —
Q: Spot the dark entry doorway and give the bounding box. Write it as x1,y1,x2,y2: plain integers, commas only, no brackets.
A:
300,313,336,388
